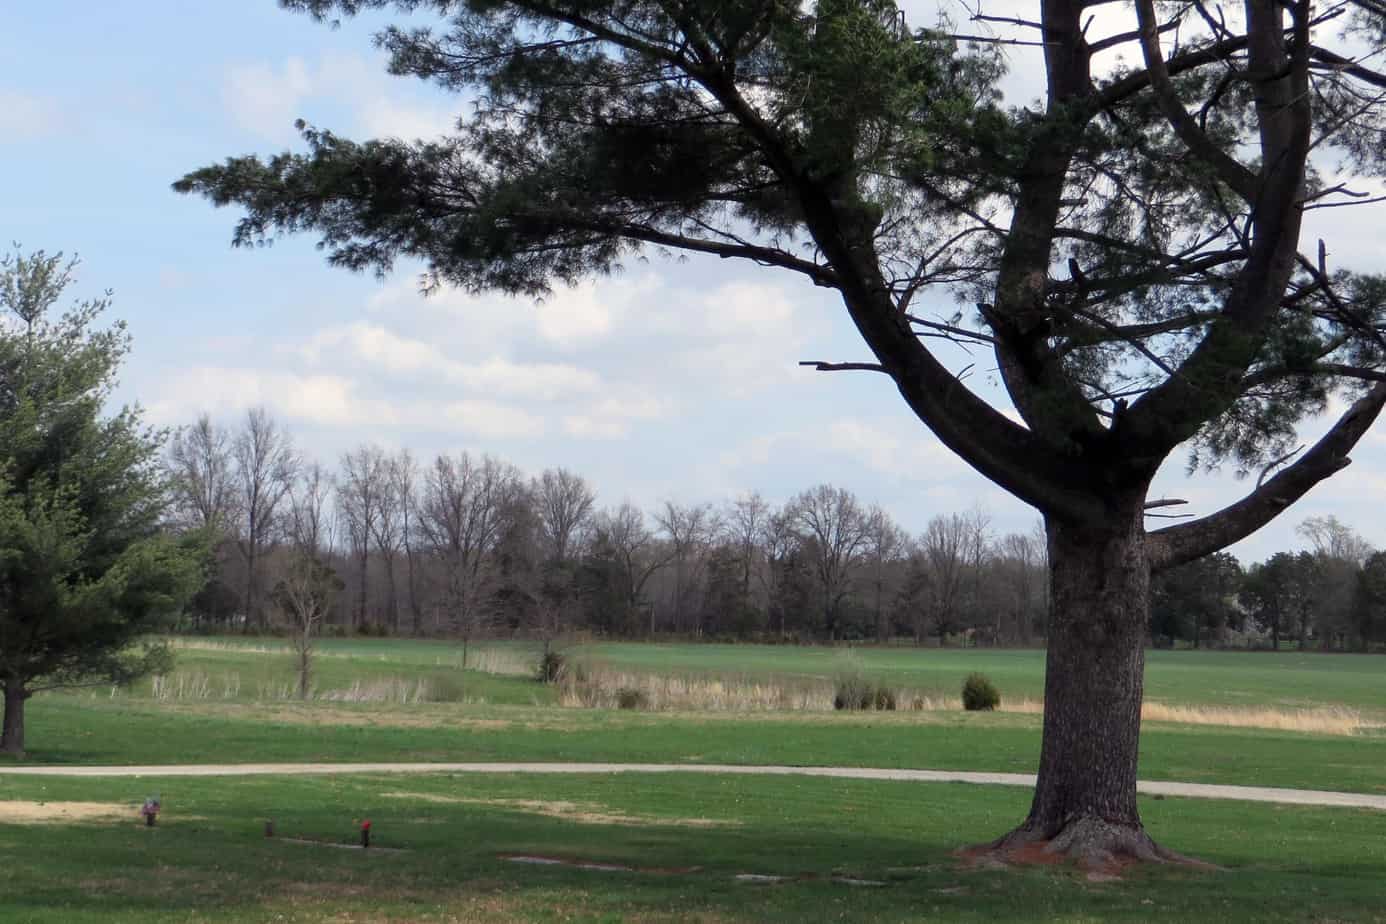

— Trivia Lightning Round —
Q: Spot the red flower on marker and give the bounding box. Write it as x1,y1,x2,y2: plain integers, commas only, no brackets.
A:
361,819,372,831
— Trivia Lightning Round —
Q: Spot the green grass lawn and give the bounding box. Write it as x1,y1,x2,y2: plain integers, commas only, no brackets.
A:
2,771,1383,923
14,695,1386,795
7,639,1386,921
5,638,1386,797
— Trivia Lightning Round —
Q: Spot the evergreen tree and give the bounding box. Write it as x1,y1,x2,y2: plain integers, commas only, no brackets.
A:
0,249,204,756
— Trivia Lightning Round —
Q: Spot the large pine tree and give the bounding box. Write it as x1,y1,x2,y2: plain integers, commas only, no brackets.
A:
178,0,1386,865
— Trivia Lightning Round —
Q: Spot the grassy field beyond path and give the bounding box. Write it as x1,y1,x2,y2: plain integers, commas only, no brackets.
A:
16,695,1386,795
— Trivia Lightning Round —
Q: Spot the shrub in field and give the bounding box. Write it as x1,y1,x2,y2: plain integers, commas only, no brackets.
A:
427,673,468,703
833,675,896,711
537,651,566,684
962,673,1000,711
615,687,648,710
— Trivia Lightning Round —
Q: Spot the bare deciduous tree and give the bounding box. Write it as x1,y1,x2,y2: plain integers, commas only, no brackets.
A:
233,408,298,630
920,513,968,646
864,505,907,643
790,485,869,640
998,528,1046,645
724,492,770,609
337,444,390,630
534,467,596,564
278,462,338,699
758,507,803,640
593,502,673,637
390,450,425,633
166,413,237,532
655,501,719,634
371,457,406,632
419,452,524,659
1297,516,1374,566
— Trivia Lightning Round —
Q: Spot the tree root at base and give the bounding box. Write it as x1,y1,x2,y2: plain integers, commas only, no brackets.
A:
959,816,1219,878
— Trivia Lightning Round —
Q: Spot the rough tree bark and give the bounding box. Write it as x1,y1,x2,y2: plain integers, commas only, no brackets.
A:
986,504,1185,868
2,679,28,756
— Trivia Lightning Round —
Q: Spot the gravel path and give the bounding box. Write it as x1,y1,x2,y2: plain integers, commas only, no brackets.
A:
3,761,1384,811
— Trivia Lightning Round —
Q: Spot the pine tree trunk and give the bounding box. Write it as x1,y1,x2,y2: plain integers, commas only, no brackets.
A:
1,680,27,756
986,509,1185,869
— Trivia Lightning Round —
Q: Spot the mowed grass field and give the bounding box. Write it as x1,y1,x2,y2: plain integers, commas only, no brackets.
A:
5,638,1386,921
10,638,1386,793
4,771,1386,923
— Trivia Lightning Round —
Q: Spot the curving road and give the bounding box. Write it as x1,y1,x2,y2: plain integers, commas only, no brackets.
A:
2,761,1384,811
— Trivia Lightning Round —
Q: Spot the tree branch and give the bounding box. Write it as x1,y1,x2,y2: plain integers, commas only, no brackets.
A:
569,217,840,287
799,361,888,374
1133,0,1260,202
1148,382,1386,571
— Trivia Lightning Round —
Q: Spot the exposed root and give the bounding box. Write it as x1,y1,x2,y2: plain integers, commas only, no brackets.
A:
959,816,1219,879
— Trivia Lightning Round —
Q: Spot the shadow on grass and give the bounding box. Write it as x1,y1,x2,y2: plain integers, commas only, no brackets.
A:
2,772,1385,922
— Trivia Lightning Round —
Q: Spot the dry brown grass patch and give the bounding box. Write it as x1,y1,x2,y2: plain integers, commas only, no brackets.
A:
166,701,529,730
975,695,1366,735
0,801,134,824
380,791,737,828
1139,702,1368,735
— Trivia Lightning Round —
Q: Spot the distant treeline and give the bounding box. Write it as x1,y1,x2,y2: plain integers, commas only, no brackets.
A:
164,410,1386,651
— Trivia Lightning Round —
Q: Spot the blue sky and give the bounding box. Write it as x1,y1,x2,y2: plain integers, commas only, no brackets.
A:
4,1,1385,561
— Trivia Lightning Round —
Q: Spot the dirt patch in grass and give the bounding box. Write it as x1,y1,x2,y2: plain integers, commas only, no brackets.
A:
502,852,703,874
380,791,738,827
0,800,134,824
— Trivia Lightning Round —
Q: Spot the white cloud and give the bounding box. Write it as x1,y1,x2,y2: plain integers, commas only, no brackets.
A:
366,277,532,345
698,281,796,337
357,97,456,141
302,322,602,399
661,280,825,395
563,392,670,439
147,365,545,440
819,418,968,482
223,58,314,141
713,418,969,485
146,366,393,428
223,52,456,144
441,400,545,439
0,89,58,142
535,275,664,347
715,432,791,471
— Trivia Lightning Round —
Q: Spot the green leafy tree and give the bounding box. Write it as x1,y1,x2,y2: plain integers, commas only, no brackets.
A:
0,250,204,756
1353,551,1386,650
1241,551,1318,650
1150,552,1242,647
178,0,1386,864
